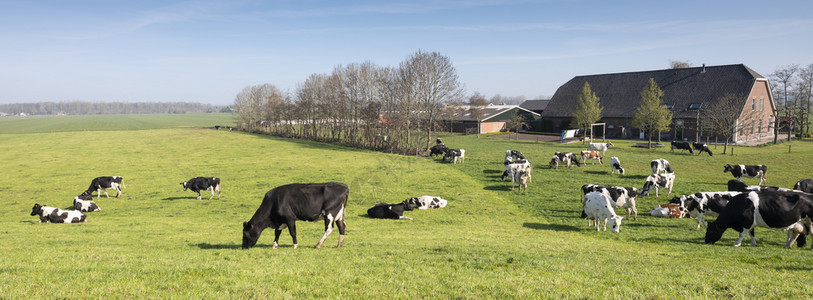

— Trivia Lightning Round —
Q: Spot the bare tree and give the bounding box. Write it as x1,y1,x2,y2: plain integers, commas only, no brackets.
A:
468,92,488,137
796,63,813,135
670,60,692,69
705,93,747,154
770,65,800,143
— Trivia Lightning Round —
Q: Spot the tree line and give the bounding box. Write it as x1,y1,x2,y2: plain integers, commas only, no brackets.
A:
0,101,229,115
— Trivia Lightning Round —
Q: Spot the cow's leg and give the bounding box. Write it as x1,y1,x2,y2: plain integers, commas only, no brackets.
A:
273,229,282,249
335,210,346,248
697,215,705,229
196,191,202,200
115,187,121,198
208,187,215,201
286,221,298,249
316,213,335,248
655,187,659,197
733,229,749,247
749,229,757,247
785,230,801,249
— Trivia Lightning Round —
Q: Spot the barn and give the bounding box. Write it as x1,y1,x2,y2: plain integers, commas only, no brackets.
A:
440,104,540,134
540,64,776,143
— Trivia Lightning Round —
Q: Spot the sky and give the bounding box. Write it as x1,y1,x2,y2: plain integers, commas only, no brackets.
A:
1,0,812,106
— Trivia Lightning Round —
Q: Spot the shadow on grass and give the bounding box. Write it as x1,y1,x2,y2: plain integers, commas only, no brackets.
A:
623,175,649,180
482,169,502,174
194,242,276,250
162,197,192,201
523,222,581,232
483,185,513,191
584,170,610,175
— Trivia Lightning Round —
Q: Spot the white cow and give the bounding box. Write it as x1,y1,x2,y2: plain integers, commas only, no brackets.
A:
610,156,625,175
651,159,673,175
641,173,676,197
505,160,532,189
582,191,623,233
588,142,614,155
407,196,448,209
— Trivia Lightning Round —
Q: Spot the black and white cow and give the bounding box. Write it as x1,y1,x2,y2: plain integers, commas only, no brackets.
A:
407,196,448,209
588,142,614,156
610,156,625,175
724,164,767,185
502,159,532,190
80,176,125,198
180,177,221,200
505,150,526,160
670,191,741,228
550,152,580,169
794,178,813,193
670,141,694,154
641,173,675,197
692,143,713,156
30,204,86,223
581,191,623,233
581,184,639,221
650,159,673,174
73,196,100,212
367,201,413,220
705,191,813,249
444,149,465,164
430,144,448,157
242,182,349,250
727,179,791,193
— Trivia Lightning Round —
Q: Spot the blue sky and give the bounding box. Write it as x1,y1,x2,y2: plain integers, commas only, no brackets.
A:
1,0,812,105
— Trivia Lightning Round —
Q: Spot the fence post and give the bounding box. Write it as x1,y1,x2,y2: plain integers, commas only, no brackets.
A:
789,144,792,153
731,146,734,156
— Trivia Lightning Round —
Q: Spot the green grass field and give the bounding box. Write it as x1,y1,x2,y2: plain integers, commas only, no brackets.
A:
1,114,812,298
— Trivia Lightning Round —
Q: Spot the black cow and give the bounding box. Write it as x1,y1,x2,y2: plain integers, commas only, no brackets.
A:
429,144,448,157
692,143,713,156
580,184,639,221
724,164,767,185
705,191,813,249
180,177,221,200
671,141,694,154
367,201,413,220
80,176,124,198
794,178,813,193
727,179,791,193
670,191,741,228
242,182,349,250
30,204,86,223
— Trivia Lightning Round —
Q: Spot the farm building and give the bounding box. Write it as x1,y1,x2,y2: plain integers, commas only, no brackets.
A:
439,104,540,134
540,64,776,143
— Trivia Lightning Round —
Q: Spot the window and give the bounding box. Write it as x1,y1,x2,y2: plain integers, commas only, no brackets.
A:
760,98,764,111
665,103,675,109
758,119,763,134
750,120,755,135
752,98,756,111
688,103,702,110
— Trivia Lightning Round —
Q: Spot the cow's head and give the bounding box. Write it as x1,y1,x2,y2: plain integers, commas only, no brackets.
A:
400,200,414,211
76,193,93,201
627,187,638,199
609,216,623,233
30,203,42,216
606,142,614,148
723,164,733,173
180,182,188,191
641,180,654,197
406,197,419,208
704,221,725,244
548,157,558,169
242,221,262,249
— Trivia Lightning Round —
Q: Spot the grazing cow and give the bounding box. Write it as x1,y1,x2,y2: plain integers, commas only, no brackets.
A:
505,150,526,160
502,159,532,189
444,149,465,164
650,159,673,174
610,156,625,175
580,150,603,165
724,164,767,185
581,184,639,221
727,180,791,193
588,142,614,155
513,169,529,191
550,152,580,169
407,196,448,209
794,178,813,193
80,176,125,198
180,177,222,200
73,196,100,212
692,143,713,156
705,191,813,249
242,182,349,250
30,204,86,223
641,173,675,197
670,141,694,154
581,191,623,233
671,191,741,228
429,144,448,157
367,201,413,220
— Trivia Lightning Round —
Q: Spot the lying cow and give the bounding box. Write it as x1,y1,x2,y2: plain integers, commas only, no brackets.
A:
727,179,791,193
692,143,713,156
444,149,465,164
30,204,86,223
180,177,221,200
580,150,603,165
641,173,675,197
794,178,813,193
649,203,684,218
430,144,448,157
581,184,639,221
242,182,349,250
705,190,813,249
670,141,694,154
80,176,125,198
367,201,413,220
610,156,625,175
588,142,614,156
671,191,741,228
651,159,673,174
73,196,100,212
724,164,767,185
581,191,623,233
407,196,448,209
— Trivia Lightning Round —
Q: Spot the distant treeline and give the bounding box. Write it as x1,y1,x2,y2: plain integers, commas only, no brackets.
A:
0,101,230,115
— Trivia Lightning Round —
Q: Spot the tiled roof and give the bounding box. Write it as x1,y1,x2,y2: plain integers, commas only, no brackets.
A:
519,99,551,111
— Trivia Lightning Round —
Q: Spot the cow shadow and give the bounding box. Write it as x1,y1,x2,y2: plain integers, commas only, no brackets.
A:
623,175,649,180
483,185,514,191
162,197,192,201
194,242,274,250
523,222,580,232
584,170,610,175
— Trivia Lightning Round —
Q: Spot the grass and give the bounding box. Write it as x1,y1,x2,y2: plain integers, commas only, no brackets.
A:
1,115,813,298
0,113,232,134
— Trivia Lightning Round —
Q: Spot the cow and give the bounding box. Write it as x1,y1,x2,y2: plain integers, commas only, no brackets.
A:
794,178,813,193
242,182,349,250
550,152,580,169
367,201,413,220
670,141,694,154
705,191,813,249
649,203,684,218
724,164,767,185
650,159,673,175
581,191,623,233
502,159,532,189
180,177,221,200
671,191,741,228
513,169,530,191
407,196,448,209
641,173,675,197
30,204,86,223
727,179,791,193
505,150,526,160
610,156,625,175
429,144,448,157
588,142,614,156
444,149,465,164
73,196,100,212
580,150,603,165
80,176,125,198
692,143,713,156
581,184,639,221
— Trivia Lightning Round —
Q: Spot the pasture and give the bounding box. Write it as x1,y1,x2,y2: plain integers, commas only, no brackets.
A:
1,114,813,298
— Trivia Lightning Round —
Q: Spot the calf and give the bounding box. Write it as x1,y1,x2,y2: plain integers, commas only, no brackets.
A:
30,204,86,223
705,191,813,249
794,178,813,193
641,173,675,197
581,191,623,233
429,144,448,157
505,150,526,160
80,176,125,198
580,150,603,165
588,142,614,156
649,203,684,218
724,164,767,185
670,141,694,154
692,143,713,156
610,156,625,175
73,196,100,212
242,182,349,250
407,196,447,209
581,184,639,221
180,177,221,200
444,149,465,164
367,201,413,220
650,159,673,174
671,191,741,228
727,179,791,193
